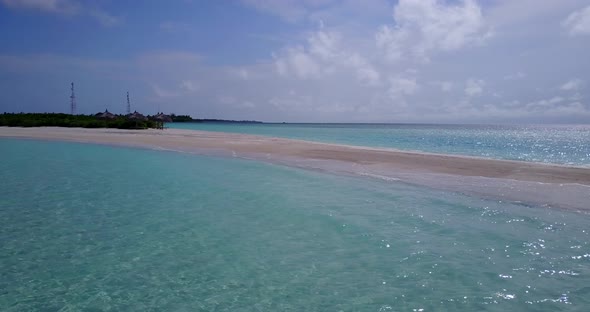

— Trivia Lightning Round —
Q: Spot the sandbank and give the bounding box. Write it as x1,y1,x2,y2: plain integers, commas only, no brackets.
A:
2,127,589,211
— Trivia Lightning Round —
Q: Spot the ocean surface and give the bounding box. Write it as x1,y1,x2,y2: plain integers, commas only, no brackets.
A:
170,123,590,166
1,138,589,311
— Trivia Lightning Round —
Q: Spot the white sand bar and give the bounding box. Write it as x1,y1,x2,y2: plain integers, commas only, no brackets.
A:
2,127,590,211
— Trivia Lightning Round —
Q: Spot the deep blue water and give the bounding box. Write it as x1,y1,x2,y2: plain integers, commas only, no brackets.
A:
170,123,590,166
1,138,589,311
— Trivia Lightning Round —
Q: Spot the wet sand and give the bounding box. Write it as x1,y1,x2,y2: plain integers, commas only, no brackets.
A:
2,127,589,211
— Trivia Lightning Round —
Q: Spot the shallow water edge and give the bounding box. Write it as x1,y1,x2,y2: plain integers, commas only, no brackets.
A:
2,132,588,213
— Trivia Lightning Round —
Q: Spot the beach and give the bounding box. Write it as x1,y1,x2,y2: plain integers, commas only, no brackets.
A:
2,126,589,211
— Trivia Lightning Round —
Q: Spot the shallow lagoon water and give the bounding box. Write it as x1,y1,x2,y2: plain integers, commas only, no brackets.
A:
170,123,590,166
1,139,589,311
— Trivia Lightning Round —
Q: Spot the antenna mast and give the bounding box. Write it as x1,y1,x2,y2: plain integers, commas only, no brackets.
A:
70,82,76,115
126,91,131,114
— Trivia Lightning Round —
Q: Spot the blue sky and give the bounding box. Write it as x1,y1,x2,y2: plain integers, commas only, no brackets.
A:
1,0,589,123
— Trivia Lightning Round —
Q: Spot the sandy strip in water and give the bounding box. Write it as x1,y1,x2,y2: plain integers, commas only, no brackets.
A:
2,127,590,211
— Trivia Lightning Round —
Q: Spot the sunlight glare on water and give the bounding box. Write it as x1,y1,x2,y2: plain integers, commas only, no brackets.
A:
0,139,589,311
170,123,590,166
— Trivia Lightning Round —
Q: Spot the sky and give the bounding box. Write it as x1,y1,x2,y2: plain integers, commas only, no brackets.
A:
0,0,589,123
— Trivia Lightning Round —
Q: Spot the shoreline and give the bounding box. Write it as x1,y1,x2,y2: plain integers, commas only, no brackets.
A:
2,127,590,211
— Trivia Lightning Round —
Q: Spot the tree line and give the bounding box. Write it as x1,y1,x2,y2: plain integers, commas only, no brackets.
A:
0,113,157,129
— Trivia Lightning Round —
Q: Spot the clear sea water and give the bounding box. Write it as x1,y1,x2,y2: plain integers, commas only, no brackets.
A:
170,123,590,166
1,138,589,311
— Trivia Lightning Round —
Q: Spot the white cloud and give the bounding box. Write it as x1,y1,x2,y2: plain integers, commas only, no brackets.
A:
242,0,394,28
180,80,198,92
503,71,526,80
274,55,288,76
376,0,489,62
241,0,334,22
375,26,409,62
563,5,590,35
560,78,584,91
315,102,355,113
89,9,121,27
2,48,588,123
428,80,453,92
439,81,454,92
152,84,181,98
1,0,78,13
388,77,418,97
307,29,339,59
347,53,381,86
525,96,564,110
523,96,588,116
273,29,380,86
241,0,305,22
487,0,578,29
238,101,256,109
270,94,314,112
464,78,484,96
281,46,322,79
218,95,237,104
134,52,205,102
237,68,249,80
2,0,590,123
1,0,120,26
568,92,583,101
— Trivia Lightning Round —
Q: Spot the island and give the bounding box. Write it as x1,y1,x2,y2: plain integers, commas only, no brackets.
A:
0,112,262,129
170,114,262,124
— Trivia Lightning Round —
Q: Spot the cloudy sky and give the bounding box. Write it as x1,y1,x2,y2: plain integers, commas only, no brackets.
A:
1,0,589,123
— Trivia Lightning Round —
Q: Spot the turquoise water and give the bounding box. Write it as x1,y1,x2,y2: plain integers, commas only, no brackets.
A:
170,123,590,166
1,139,590,311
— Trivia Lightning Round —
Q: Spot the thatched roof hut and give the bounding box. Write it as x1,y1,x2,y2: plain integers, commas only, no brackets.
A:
153,113,172,122
126,111,147,121
95,109,116,119
151,112,172,129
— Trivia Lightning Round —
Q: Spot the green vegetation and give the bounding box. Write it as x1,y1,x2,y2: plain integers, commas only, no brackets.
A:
170,114,262,124
0,112,262,129
170,114,193,122
0,113,156,129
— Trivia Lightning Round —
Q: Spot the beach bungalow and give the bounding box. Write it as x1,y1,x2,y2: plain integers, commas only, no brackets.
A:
151,113,173,130
94,109,117,119
126,111,148,129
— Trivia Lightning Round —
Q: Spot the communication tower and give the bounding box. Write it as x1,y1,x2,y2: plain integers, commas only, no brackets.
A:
70,82,76,115
126,91,131,114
